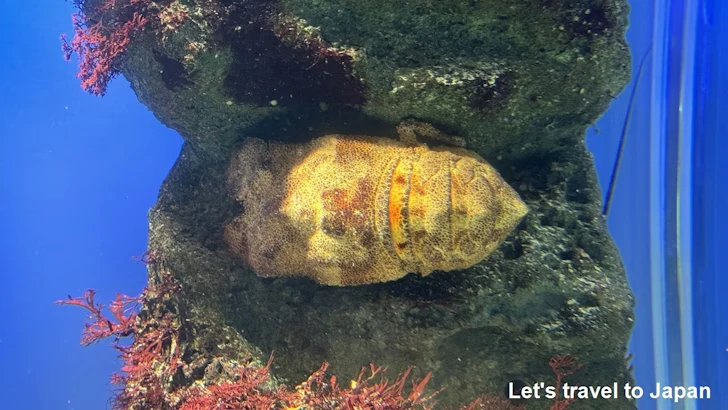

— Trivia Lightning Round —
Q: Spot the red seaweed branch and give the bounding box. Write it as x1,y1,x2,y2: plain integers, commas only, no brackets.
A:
548,355,583,410
57,253,583,409
283,362,437,410
178,360,437,410
56,289,140,345
61,0,189,96
59,280,438,409
177,356,288,410
61,0,150,96
111,312,181,409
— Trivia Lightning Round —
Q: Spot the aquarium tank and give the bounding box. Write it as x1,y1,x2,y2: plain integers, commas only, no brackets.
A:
1,0,725,409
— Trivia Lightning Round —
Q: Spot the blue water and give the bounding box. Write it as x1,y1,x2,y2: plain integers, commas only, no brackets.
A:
0,1,724,409
691,0,728,407
0,4,182,408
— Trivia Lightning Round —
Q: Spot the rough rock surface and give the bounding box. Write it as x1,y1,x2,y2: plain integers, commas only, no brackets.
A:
126,0,636,408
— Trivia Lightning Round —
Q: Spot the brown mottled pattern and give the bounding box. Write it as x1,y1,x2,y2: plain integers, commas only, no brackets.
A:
224,132,528,286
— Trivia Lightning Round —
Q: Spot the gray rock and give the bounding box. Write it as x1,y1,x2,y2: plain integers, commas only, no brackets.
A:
149,138,635,408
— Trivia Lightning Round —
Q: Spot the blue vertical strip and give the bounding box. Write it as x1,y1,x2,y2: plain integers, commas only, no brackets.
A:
651,0,710,408
677,0,698,408
663,0,686,406
650,1,670,408
692,0,728,408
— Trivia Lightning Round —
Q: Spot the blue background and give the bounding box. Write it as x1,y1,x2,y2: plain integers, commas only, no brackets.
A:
0,1,723,409
0,3,182,409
